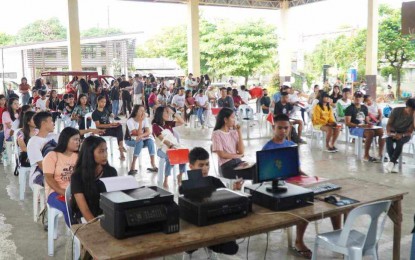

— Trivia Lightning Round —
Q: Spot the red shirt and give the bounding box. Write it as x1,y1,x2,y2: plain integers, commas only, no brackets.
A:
0,107,6,124
152,121,176,138
148,93,157,106
33,96,40,105
233,96,243,107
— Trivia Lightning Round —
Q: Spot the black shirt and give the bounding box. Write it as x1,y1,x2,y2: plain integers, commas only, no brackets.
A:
260,96,271,114
274,101,293,116
330,94,342,104
48,98,60,111
345,103,368,125
57,100,66,111
92,109,111,125
71,165,117,220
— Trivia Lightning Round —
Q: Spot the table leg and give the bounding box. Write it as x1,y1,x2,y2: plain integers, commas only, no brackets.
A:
387,199,403,260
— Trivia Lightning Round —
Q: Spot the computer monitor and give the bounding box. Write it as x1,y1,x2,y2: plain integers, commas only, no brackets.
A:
256,146,300,193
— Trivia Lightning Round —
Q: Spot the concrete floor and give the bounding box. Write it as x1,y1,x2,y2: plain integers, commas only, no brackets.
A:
0,119,414,260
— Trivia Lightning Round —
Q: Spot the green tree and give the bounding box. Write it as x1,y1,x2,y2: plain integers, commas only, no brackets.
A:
205,20,277,85
0,32,14,46
81,27,123,38
378,4,415,98
17,17,66,43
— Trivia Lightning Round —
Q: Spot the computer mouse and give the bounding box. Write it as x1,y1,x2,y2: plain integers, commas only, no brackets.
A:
324,195,339,204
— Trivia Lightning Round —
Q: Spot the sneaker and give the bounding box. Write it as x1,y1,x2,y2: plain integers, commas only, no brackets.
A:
325,147,336,153
204,248,219,260
391,164,399,173
333,146,339,152
385,162,394,173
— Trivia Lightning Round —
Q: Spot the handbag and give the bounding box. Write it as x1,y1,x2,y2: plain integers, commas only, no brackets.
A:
19,151,30,167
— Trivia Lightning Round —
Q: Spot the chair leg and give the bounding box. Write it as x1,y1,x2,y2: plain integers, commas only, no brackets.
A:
33,187,39,222
19,168,27,200
157,158,165,187
286,227,293,248
47,208,55,256
311,238,318,260
73,236,81,260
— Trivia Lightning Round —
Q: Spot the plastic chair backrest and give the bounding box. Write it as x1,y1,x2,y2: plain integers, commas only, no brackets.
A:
65,186,73,227
239,105,253,120
84,112,94,129
13,128,22,162
338,200,391,248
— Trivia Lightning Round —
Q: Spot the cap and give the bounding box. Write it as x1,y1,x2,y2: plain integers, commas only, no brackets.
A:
282,82,291,88
354,91,363,97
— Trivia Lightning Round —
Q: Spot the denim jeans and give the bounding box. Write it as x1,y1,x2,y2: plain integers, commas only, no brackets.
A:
47,192,70,227
197,108,205,125
112,100,120,117
386,136,411,163
125,138,155,157
0,131,4,153
157,149,186,177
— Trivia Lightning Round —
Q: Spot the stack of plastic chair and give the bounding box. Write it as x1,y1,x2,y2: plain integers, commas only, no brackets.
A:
64,186,81,260
311,200,391,260
13,129,31,200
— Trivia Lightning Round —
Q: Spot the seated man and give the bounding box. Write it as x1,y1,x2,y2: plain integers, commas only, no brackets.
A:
336,88,351,122
181,147,240,260
263,114,341,259
345,91,385,162
385,98,415,173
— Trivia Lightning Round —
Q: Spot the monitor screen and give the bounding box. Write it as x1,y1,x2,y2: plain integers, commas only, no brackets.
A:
256,146,300,182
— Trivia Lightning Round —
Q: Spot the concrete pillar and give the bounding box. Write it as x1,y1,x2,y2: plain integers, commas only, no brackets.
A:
278,0,291,84
365,0,378,98
187,0,201,76
96,67,103,75
67,0,82,71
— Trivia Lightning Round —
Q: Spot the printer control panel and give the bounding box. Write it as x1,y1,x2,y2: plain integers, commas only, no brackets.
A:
125,205,167,226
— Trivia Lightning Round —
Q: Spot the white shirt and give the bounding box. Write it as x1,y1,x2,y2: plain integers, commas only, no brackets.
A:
171,94,186,108
367,103,379,117
126,118,151,140
239,91,251,104
185,78,196,90
36,98,47,111
195,95,208,106
12,119,20,131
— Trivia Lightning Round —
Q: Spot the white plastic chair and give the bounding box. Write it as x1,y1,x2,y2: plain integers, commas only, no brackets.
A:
32,184,45,222
85,112,114,156
4,138,14,165
125,141,143,171
308,122,326,150
13,129,31,200
64,186,81,260
312,200,392,260
47,203,63,256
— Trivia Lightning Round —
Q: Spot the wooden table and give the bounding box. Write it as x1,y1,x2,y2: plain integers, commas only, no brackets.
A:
72,178,407,260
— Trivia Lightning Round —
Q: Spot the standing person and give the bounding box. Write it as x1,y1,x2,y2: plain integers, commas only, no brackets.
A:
65,77,78,98
364,94,382,126
232,89,244,110
2,98,19,143
43,127,80,226
35,90,48,111
144,77,153,114
184,90,196,124
384,99,415,173
148,88,158,112
239,85,251,105
19,77,31,105
152,106,186,189
336,88,352,122
203,74,211,88
46,90,61,123
72,94,93,130
195,89,209,128
120,80,132,117
125,105,157,175
78,78,90,97
217,87,235,110
92,95,126,160
71,136,118,223
88,80,97,109
109,80,121,120
184,73,197,93
260,88,271,114
211,108,256,180
312,92,340,152
345,91,385,162
0,95,7,160
133,74,145,106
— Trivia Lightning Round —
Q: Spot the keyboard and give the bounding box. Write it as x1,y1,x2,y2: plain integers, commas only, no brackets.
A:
308,183,341,195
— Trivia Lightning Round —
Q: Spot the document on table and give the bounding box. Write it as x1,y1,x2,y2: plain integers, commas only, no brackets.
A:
100,176,140,192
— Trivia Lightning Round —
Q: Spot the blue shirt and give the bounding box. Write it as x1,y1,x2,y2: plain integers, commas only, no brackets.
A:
272,92,281,103
262,139,296,150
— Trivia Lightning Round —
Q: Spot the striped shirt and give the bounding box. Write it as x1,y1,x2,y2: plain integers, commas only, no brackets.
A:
212,129,240,166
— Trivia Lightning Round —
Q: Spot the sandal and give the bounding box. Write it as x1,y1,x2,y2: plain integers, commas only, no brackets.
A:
128,170,137,175
147,167,158,173
291,247,312,259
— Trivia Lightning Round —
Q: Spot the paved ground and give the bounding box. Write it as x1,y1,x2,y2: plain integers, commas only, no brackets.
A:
0,118,414,260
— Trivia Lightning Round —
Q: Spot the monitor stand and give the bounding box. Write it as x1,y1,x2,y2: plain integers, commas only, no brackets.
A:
265,179,287,193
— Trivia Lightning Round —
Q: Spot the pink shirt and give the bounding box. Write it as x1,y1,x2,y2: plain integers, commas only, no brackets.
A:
2,111,18,140
212,130,240,166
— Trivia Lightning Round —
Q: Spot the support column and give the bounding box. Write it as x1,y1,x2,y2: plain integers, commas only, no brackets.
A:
365,0,378,98
187,0,200,76
67,0,82,71
278,0,291,84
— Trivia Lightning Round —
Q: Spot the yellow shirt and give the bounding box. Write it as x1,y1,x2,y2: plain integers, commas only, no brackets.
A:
312,104,335,126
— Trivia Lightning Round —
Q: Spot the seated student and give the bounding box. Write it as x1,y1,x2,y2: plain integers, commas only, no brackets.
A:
92,95,126,160
2,97,20,142
262,114,341,259
71,136,117,223
35,90,48,111
72,94,93,130
336,88,352,121
43,127,80,226
125,105,157,175
28,89,39,107
385,98,415,173
217,87,235,110
181,147,239,260
211,107,256,181
14,105,31,131
312,92,340,152
57,94,69,115
345,91,385,162
17,111,37,166
64,94,76,115
46,90,61,122
364,94,382,126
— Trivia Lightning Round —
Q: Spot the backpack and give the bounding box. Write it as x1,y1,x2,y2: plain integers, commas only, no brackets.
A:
33,139,58,187
383,105,392,118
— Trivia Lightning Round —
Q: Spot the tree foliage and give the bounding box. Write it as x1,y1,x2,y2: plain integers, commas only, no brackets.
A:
81,27,123,38
17,17,66,43
0,32,14,46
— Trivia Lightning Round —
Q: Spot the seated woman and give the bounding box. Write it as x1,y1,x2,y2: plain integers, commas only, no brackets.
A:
232,89,244,110
125,105,157,175
13,105,31,131
46,90,61,122
211,108,256,181
312,92,340,153
43,127,80,226
152,106,186,189
16,111,37,168
92,95,126,160
71,136,117,223
2,97,20,144
72,94,93,130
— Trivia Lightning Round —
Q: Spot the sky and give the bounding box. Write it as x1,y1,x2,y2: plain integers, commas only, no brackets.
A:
0,0,408,49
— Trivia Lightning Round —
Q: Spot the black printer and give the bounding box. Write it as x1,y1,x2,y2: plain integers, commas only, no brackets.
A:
179,188,251,226
100,186,180,239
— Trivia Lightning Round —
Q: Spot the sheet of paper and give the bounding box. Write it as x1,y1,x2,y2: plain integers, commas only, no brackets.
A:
100,176,139,192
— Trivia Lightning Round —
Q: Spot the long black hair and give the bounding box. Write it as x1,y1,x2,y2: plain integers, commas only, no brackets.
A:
54,127,80,153
22,111,36,144
214,107,234,131
129,104,143,119
152,106,166,126
318,92,331,111
72,136,111,216
77,94,88,106
7,97,19,121
18,105,31,129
